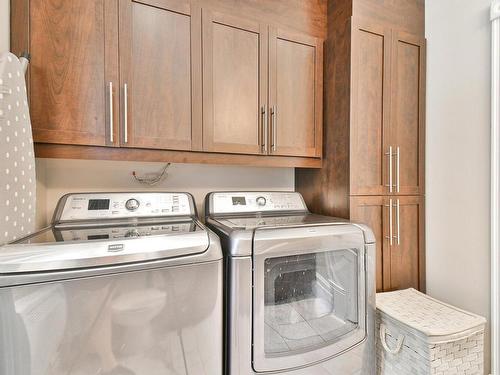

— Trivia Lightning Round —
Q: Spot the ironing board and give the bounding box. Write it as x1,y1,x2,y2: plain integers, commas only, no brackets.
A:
0,52,36,244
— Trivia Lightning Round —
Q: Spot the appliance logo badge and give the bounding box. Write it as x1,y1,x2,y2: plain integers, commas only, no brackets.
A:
108,244,124,252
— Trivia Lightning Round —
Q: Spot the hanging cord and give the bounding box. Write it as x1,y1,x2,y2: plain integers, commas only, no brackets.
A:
132,163,171,186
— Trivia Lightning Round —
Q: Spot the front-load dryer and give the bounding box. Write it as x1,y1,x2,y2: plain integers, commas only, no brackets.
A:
0,192,223,375
205,191,376,375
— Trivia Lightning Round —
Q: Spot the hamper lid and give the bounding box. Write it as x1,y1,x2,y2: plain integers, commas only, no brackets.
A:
377,288,486,342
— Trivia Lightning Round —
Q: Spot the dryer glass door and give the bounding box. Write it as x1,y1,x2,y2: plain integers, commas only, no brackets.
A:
252,224,366,373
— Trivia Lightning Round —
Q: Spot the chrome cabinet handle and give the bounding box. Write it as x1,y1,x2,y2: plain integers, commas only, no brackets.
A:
271,106,277,152
396,147,400,193
108,82,114,143
124,83,128,144
261,105,268,153
386,146,393,193
396,199,401,245
385,199,393,246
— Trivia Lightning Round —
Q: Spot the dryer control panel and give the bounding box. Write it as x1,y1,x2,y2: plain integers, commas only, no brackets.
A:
209,192,308,214
56,193,194,222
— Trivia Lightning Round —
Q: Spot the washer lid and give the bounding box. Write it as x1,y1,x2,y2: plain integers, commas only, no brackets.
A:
0,220,209,273
214,213,348,230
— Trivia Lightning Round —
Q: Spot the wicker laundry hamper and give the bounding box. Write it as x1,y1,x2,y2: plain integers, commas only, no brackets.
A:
376,288,486,375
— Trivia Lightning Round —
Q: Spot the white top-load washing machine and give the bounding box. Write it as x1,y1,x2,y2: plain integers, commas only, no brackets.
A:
0,192,223,375
205,191,376,375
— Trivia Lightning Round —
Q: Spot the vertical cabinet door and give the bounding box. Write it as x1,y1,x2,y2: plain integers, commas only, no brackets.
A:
350,19,392,196
29,0,119,146
390,32,426,195
350,196,389,292
119,0,201,150
384,196,424,291
268,27,323,158
202,11,267,154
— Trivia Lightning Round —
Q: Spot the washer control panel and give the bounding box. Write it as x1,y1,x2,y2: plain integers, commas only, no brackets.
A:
57,193,194,222
210,192,307,214
55,221,197,242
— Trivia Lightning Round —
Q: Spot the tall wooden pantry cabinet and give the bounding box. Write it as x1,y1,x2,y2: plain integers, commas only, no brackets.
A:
296,0,426,293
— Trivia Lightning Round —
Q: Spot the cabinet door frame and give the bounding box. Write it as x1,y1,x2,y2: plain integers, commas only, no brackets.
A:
202,10,268,154
384,195,425,291
350,195,390,292
119,0,202,150
26,0,119,147
350,18,392,196
390,31,426,196
268,26,323,158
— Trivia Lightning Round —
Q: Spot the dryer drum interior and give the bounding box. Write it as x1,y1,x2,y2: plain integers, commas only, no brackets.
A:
263,250,360,356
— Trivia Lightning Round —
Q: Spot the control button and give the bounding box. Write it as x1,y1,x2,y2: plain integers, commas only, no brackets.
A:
125,198,140,211
125,229,140,238
256,196,267,207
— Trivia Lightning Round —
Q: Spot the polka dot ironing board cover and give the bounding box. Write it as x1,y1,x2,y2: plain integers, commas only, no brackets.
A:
0,52,36,245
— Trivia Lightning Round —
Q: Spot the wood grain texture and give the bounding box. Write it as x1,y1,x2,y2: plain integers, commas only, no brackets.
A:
350,196,387,292
384,196,424,291
34,143,323,168
10,0,30,59
12,0,326,167
193,0,327,38
269,27,323,158
119,0,196,150
354,0,424,35
29,0,108,146
296,0,426,292
391,31,426,196
350,18,391,196
296,9,351,218
202,10,265,154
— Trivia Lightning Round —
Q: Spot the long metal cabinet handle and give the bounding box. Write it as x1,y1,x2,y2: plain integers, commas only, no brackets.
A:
124,83,128,143
108,82,114,143
396,147,400,193
385,199,393,246
261,105,268,153
396,199,401,245
271,106,277,152
386,146,393,193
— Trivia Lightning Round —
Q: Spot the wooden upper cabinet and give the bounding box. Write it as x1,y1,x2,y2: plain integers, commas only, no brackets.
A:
268,27,323,158
349,19,425,196
350,19,391,196
202,10,267,154
29,0,118,146
119,0,202,150
391,31,426,196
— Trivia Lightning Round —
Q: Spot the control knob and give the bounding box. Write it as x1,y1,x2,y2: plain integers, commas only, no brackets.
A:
125,198,140,211
125,229,140,238
256,196,267,207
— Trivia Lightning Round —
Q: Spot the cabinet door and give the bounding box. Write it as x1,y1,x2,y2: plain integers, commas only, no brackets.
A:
268,27,323,158
119,0,201,150
350,19,392,196
390,32,425,195
202,11,267,154
29,0,118,146
350,196,390,292
384,196,424,291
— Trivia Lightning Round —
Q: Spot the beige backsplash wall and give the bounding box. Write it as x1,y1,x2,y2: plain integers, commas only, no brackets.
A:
35,158,295,226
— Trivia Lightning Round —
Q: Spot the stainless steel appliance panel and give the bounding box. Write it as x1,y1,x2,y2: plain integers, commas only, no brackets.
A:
252,225,367,372
0,260,223,375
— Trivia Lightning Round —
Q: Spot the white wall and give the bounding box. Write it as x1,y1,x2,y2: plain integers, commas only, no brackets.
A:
426,1,491,373
0,0,8,53
36,159,294,225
